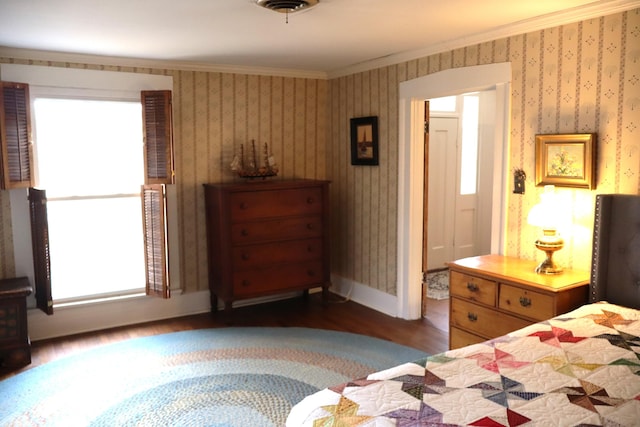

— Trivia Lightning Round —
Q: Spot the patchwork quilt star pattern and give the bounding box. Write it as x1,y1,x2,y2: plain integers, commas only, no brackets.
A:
287,303,640,426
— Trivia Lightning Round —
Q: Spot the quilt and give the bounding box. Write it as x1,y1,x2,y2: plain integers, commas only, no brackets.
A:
286,302,640,426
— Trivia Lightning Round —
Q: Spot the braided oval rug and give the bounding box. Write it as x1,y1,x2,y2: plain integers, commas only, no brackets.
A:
0,327,426,427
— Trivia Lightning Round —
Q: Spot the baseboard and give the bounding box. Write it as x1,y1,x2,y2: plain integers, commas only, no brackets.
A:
330,275,398,317
27,280,396,341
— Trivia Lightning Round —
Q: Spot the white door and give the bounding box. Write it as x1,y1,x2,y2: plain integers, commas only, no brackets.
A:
427,116,480,270
426,117,458,270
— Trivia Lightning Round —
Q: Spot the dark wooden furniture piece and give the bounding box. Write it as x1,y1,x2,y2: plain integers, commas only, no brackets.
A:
203,179,331,313
590,194,640,309
447,255,589,349
0,277,33,368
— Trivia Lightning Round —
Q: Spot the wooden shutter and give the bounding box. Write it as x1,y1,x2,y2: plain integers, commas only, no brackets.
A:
0,82,34,189
142,184,170,298
142,90,174,185
28,187,54,315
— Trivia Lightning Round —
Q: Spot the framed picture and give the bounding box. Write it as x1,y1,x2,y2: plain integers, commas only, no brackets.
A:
350,116,378,165
535,133,596,189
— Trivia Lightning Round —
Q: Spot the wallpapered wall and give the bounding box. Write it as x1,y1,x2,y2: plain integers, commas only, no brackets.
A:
0,66,329,290
0,8,638,299
330,8,640,295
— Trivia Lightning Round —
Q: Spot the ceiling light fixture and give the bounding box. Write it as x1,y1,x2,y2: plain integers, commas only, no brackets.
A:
256,0,319,23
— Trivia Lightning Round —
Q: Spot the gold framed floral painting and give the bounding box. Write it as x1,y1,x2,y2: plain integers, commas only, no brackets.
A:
535,133,596,189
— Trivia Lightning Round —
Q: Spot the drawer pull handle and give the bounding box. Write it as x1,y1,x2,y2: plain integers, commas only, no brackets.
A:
519,297,532,307
241,253,250,260
466,282,478,292
241,280,251,287
307,270,316,277
467,312,478,322
307,245,313,252
240,202,248,210
241,229,249,236
306,223,314,230
307,197,314,204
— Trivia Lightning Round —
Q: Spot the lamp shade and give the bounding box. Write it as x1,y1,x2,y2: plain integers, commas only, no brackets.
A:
527,185,571,230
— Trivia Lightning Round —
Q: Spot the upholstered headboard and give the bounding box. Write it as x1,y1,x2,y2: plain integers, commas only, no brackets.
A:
590,194,640,309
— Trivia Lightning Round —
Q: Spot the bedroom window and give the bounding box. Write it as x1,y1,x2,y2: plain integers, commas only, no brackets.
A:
32,98,146,302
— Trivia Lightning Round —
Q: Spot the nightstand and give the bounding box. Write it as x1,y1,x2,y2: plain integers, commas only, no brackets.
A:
447,255,590,349
0,277,33,368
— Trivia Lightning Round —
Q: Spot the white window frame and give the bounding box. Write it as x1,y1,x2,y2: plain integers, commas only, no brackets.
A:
1,64,180,307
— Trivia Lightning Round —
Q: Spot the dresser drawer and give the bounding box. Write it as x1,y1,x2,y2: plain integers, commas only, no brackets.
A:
233,261,324,296
450,326,486,350
231,216,322,244
232,238,322,270
229,187,323,221
499,284,554,321
450,271,496,306
451,298,531,339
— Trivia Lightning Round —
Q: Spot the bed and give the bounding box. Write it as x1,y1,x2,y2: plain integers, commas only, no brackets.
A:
286,194,640,426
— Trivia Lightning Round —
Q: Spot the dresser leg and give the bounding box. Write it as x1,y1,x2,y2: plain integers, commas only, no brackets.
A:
210,293,218,313
321,285,329,306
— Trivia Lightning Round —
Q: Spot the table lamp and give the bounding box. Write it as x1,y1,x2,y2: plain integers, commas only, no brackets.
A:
527,185,568,274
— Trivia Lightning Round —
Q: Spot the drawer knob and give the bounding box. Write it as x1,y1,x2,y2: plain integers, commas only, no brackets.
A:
306,197,314,204
240,202,248,210
241,253,250,261
467,312,478,322
466,282,479,292
241,229,249,236
519,297,532,307
307,270,316,277
241,280,251,287
306,223,314,230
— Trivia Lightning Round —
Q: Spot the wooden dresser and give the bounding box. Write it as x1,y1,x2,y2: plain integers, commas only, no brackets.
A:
447,255,589,349
203,179,331,313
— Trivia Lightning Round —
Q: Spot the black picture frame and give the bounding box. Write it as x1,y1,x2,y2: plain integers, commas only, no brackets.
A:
350,116,378,166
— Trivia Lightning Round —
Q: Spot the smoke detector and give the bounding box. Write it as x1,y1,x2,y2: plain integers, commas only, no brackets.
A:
256,0,319,22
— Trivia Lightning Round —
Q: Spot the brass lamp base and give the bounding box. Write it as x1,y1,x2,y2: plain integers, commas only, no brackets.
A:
535,251,563,274
534,235,564,275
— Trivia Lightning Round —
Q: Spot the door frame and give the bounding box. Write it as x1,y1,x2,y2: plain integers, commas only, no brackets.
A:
397,62,512,319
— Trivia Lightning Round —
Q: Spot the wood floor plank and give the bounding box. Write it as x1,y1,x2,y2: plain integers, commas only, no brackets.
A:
1,293,449,381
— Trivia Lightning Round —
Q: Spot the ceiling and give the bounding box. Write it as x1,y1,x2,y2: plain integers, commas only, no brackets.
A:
0,0,638,78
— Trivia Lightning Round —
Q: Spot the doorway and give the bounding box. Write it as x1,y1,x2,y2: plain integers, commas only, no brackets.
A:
397,62,511,320
426,92,496,271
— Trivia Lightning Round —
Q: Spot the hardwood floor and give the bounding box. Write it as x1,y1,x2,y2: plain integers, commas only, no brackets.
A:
1,292,449,381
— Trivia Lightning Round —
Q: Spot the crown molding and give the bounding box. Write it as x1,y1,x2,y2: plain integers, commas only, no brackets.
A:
327,0,640,79
0,46,329,80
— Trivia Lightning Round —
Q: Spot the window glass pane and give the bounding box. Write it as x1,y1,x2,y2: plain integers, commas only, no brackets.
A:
33,97,145,301
47,197,145,300
430,96,457,113
460,95,479,195
34,98,143,198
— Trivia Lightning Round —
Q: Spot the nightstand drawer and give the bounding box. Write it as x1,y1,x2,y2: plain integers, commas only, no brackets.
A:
451,298,531,339
450,271,496,306
450,326,486,349
499,284,553,321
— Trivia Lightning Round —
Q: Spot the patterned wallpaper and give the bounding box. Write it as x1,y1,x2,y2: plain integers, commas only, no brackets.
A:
0,8,638,300
330,8,640,295
0,65,329,291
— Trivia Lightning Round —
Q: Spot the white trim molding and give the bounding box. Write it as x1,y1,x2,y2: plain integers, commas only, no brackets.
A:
397,62,512,320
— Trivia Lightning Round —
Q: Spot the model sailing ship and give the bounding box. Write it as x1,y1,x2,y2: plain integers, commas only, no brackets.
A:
230,139,278,179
